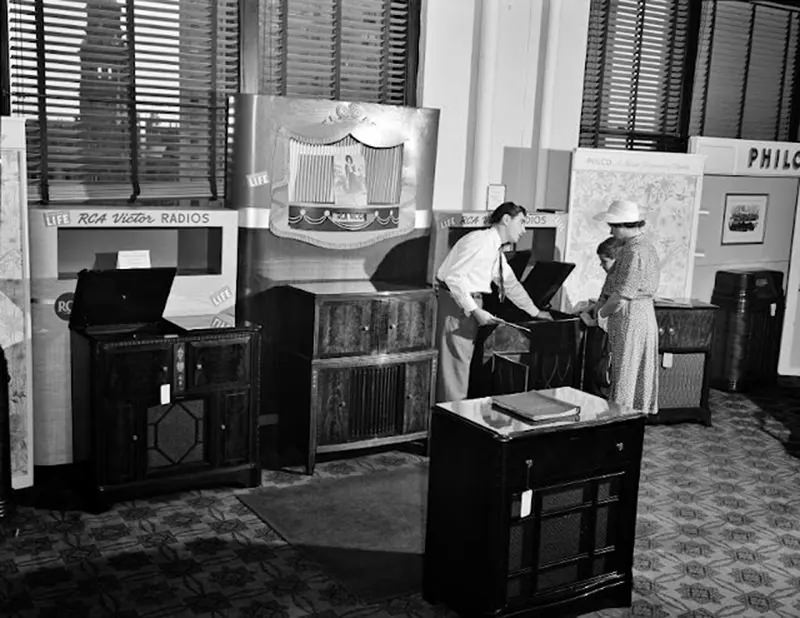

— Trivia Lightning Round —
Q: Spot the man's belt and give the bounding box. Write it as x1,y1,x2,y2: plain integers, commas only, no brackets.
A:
435,280,483,300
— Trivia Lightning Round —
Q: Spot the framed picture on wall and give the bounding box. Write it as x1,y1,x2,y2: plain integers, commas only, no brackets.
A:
721,194,768,245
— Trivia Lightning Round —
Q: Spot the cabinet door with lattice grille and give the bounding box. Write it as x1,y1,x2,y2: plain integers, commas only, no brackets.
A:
143,399,210,477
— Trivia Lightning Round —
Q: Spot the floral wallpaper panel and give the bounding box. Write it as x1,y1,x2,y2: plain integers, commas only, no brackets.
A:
0,127,34,489
562,149,705,312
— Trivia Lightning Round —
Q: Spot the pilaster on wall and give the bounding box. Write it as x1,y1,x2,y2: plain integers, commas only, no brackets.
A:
535,0,591,211
418,0,479,212
420,0,590,212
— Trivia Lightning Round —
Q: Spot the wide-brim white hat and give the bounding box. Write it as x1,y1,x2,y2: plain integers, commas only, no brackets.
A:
593,199,642,224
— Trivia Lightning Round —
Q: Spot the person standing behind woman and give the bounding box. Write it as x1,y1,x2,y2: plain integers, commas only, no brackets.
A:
583,236,620,327
580,237,620,396
594,200,660,414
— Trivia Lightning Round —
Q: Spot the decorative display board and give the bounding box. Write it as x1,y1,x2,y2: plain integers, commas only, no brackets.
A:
689,136,800,376
0,117,34,489
562,149,706,311
229,94,439,250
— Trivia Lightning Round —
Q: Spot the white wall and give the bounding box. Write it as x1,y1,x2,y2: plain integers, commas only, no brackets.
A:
419,0,590,212
418,0,479,212
536,0,590,210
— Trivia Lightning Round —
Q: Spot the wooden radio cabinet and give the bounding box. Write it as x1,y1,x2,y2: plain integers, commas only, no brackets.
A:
279,281,437,474
424,387,645,617
652,299,717,425
69,269,261,510
482,315,584,397
710,269,784,392
474,261,582,397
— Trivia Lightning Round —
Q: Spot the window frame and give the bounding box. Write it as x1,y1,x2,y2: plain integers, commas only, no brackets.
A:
579,0,702,152
580,0,800,152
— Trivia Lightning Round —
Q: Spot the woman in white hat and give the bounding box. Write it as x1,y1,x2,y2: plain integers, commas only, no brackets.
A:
594,200,660,414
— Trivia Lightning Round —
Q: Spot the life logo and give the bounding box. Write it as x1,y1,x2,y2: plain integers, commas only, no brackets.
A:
55,292,74,321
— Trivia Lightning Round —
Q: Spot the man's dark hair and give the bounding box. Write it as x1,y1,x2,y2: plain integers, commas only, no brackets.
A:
489,201,527,224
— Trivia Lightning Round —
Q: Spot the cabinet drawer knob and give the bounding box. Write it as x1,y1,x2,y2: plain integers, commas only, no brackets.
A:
361,325,370,332
196,362,203,370
389,323,397,330
616,442,624,452
658,327,665,336
220,424,226,431
668,327,676,336
132,434,139,442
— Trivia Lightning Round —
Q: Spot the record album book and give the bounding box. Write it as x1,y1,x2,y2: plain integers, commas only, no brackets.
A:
491,390,581,423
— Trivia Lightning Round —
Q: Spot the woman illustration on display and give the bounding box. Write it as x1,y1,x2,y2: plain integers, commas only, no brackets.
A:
344,154,363,194
594,200,660,415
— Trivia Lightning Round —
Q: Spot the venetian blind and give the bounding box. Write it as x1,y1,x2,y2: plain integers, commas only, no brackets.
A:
580,0,694,151
258,0,418,106
7,0,239,204
689,0,800,141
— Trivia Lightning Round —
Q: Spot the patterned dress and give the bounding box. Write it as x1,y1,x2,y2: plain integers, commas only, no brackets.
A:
606,234,660,414
598,265,615,307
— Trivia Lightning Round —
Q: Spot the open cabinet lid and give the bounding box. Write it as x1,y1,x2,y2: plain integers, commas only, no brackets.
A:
69,267,177,329
521,261,575,310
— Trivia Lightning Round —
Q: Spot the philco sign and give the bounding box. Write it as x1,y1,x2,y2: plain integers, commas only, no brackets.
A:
689,136,800,177
746,146,800,172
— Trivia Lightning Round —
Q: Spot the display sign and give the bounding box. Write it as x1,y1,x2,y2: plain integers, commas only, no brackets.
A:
435,211,565,229
689,136,800,177
27,205,239,466
564,148,705,310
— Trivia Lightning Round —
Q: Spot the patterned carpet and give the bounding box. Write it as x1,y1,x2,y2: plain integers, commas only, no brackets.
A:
0,380,799,617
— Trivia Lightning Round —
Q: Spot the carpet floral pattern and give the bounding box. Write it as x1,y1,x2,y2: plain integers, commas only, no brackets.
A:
0,382,798,617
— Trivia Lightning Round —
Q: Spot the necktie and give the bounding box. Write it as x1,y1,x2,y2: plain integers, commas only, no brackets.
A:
498,247,506,303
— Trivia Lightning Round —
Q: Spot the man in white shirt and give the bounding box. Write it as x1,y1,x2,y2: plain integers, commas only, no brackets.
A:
435,201,552,402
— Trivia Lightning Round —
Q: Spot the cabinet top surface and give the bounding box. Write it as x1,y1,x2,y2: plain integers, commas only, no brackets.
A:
435,387,644,438
654,298,717,310
289,280,432,296
76,319,256,343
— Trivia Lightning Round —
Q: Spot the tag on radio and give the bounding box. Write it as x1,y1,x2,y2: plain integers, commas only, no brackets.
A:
160,384,170,405
662,352,673,368
520,489,533,519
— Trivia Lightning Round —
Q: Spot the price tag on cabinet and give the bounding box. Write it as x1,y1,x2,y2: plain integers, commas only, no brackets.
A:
160,384,171,405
